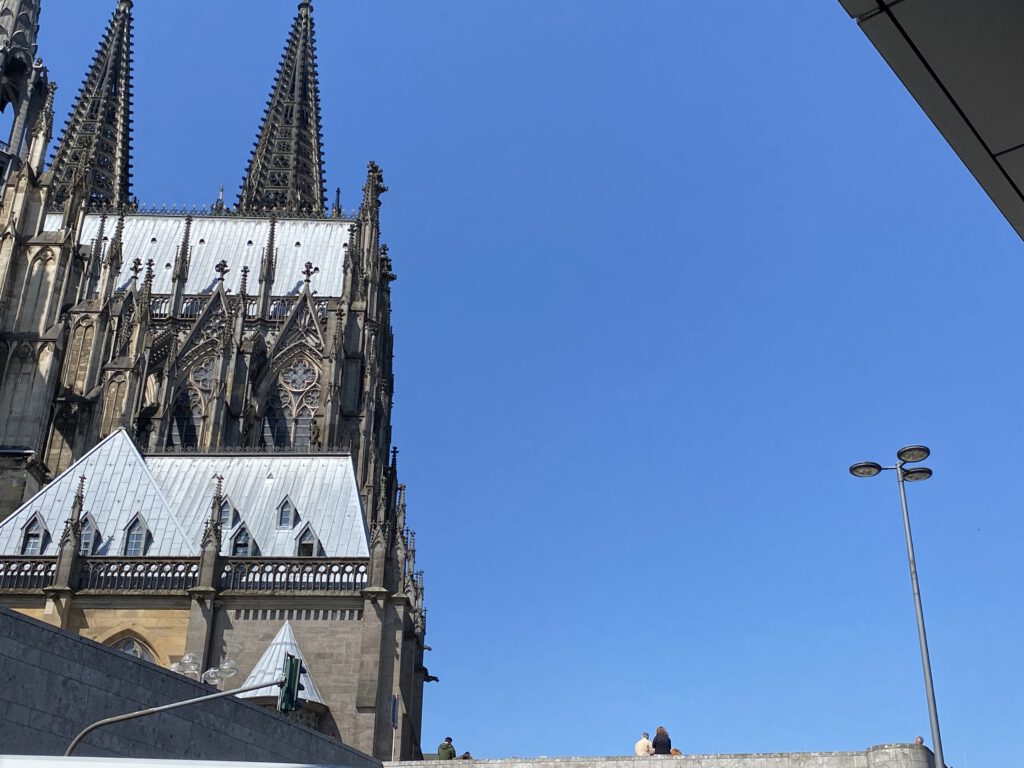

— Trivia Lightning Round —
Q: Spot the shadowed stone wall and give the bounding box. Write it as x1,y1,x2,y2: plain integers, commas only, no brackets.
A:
390,745,935,768
0,606,379,766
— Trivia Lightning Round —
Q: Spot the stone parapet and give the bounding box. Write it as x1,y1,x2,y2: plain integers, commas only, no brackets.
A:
389,745,934,768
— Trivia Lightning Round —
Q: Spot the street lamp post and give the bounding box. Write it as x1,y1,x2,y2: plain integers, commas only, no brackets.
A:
850,445,944,768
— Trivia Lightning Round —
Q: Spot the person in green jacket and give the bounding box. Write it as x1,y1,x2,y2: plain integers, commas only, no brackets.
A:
438,737,457,760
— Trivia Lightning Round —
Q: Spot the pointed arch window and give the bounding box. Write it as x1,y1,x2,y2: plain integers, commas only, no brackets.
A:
219,498,236,528
80,516,101,555
262,357,320,450
20,516,47,555
296,526,322,557
277,497,297,528
170,389,201,449
231,525,259,557
123,516,150,556
111,636,155,663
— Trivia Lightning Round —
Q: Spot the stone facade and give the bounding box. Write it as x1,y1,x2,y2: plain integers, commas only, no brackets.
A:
0,605,379,765
0,0,429,761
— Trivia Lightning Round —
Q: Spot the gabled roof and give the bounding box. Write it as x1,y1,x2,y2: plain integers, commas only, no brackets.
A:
237,621,325,705
146,452,367,559
0,430,192,556
0,430,368,559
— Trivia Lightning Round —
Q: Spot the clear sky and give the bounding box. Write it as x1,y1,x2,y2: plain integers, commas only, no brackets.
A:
39,2,1021,767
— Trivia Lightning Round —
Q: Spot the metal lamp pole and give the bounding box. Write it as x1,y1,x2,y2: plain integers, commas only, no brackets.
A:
850,445,944,768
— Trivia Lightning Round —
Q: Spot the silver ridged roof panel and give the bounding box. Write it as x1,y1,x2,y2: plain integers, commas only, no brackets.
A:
0,430,194,556
145,451,368,558
45,213,352,297
0,430,368,559
238,620,326,704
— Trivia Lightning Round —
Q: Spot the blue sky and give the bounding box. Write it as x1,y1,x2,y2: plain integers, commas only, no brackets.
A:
40,2,1022,766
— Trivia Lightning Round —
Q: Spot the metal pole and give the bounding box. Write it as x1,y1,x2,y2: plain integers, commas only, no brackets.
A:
895,462,944,768
65,676,284,756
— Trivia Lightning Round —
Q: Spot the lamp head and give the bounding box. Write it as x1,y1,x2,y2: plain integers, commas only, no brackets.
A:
903,467,933,482
849,461,883,478
897,444,930,463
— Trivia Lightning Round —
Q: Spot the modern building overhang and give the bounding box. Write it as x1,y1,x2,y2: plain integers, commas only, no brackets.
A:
840,0,1024,241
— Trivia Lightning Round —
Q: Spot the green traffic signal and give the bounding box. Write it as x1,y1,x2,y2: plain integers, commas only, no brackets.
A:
277,654,306,713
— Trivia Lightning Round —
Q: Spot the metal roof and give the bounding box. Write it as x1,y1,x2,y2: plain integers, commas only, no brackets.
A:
0,430,192,556
146,452,368,559
44,213,352,296
237,620,326,705
0,430,368,558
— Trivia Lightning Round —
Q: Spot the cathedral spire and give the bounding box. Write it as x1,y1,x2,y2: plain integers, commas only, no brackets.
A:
237,1,325,217
48,0,134,210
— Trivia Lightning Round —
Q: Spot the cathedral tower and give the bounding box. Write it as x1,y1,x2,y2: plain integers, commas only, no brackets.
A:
0,3,428,757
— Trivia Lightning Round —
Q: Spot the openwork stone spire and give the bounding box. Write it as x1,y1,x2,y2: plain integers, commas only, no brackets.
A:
49,0,134,210
237,0,325,216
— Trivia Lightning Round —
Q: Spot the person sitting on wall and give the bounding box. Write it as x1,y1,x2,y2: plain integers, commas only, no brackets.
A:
438,737,457,760
652,726,672,755
635,732,653,756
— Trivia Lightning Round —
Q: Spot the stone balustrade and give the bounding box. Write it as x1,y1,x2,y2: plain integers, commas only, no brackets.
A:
0,557,56,591
78,557,200,591
220,558,369,592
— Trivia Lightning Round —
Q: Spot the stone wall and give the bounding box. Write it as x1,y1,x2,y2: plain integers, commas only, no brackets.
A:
389,746,935,768
209,599,367,743
0,606,379,766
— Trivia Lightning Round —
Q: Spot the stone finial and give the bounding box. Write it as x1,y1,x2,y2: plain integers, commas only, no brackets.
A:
201,473,225,550
239,265,250,296
302,261,319,284
128,257,142,283
74,474,86,514
331,187,341,218
215,259,230,282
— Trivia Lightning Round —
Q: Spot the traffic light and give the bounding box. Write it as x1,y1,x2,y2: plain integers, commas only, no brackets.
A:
277,654,305,713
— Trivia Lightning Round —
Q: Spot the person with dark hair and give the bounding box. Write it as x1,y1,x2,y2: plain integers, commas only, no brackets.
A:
438,737,456,760
651,726,672,756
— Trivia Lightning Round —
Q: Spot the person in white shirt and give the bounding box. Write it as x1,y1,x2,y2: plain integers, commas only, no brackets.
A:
634,732,653,756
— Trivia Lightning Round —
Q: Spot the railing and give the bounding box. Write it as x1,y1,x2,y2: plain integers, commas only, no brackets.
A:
150,296,170,318
0,557,56,590
220,559,368,592
78,558,200,591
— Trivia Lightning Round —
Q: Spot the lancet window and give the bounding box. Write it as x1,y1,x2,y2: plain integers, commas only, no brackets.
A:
231,526,256,557
21,517,46,555
261,358,320,450
99,373,128,438
80,517,100,555
170,357,215,449
123,516,150,556
296,526,322,557
64,319,94,394
278,497,296,528
219,498,236,527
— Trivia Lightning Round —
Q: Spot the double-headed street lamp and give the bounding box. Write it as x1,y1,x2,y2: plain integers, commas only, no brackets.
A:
850,444,944,768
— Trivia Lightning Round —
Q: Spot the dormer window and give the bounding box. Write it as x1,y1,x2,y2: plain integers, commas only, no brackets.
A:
231,526,257,557
219,498,236,528
80,516,101,555
21,517,46,555
296,526,322,557
277,497,296,528
123,516,150,556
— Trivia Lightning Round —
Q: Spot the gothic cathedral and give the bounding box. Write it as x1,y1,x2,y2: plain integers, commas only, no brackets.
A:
0,0,429,759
